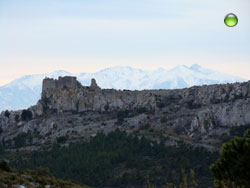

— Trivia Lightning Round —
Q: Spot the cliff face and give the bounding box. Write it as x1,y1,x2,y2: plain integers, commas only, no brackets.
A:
40,77,249,108
39,77,250,128
1,76,250,151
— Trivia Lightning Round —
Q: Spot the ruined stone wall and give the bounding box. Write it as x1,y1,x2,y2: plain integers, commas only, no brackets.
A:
42,76,78,94
56,76,78,89
42,78,57,92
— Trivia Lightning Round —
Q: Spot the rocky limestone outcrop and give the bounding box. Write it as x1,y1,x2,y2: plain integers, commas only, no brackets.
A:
1,76,250,151
37,77,250,130
39,77,157,114
90,78,100,90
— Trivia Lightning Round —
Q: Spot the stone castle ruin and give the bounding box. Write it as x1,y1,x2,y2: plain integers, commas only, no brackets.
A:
42,76,80,92
42,77,100,93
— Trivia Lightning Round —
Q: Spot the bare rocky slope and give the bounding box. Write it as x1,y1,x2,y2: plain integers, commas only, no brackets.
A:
1,76,250,152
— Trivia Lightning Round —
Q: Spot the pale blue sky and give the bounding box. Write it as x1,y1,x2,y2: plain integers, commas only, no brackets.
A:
0,0,250,85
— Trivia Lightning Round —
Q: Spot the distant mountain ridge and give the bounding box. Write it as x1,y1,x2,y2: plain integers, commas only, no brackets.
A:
0,64,246,112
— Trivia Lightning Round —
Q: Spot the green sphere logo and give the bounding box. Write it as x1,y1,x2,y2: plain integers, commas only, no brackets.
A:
224,13,238,27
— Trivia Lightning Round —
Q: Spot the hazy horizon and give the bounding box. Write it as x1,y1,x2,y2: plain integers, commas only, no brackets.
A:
1,0,250,85
0,64,249,87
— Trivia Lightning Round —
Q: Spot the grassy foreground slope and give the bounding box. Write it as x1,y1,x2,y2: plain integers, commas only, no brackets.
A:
0,161,90,188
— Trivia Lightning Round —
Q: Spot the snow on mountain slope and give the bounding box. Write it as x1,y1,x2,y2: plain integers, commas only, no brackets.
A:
0,65,247,112
0,70,72,111
78,66,148,90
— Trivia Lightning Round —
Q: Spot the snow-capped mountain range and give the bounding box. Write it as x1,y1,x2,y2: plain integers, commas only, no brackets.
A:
0,64,247,112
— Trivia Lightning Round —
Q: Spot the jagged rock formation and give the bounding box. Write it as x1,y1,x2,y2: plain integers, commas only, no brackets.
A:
1,76,250,151
90,78,100,90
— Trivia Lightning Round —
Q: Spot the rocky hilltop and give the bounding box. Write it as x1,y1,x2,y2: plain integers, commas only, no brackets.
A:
1,76,250,151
